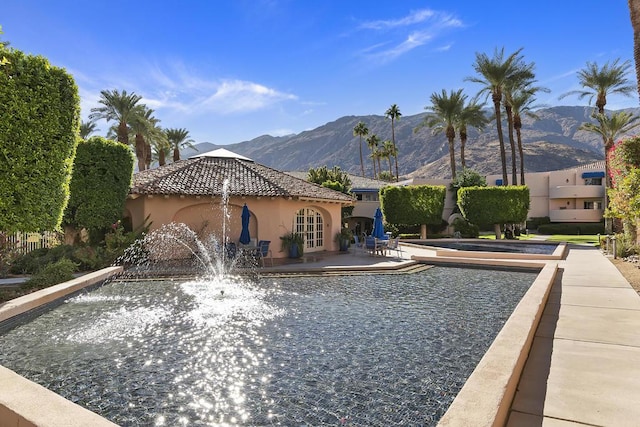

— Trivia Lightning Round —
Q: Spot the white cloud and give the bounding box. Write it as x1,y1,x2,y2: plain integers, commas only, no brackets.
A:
199,80,298,113
359,9,435,30
357,9,463,64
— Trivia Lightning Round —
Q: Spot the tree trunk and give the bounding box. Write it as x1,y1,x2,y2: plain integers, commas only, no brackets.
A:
392,120,399,181
605,138,613,233
494,223,502,240
459,130,467,169
446,125,457,180
631,0,640,102
135,133,145,171
118,121,129,146
493,94,508,186
173,147,180,162
159,149,166,166
359,137,365,177
145,141,152,170
505,104,518,185
516,126,526,185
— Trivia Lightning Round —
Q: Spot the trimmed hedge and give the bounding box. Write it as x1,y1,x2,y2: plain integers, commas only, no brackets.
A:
63,136,134,231
537,222,605,235
458,186,530,225
0,46,80,232
380,185,446,225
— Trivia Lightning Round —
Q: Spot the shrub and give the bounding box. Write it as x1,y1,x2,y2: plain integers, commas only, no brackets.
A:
23,258,77,289
526,216,551,230
537,222,605,235
453,218,480,238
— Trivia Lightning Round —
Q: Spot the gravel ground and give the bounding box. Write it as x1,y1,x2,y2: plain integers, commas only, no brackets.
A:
609,257,640,294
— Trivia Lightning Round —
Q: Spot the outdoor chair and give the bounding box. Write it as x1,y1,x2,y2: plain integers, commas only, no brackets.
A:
256,240,273,267
353,234,365,255
365,236,387,257
386,237,404,259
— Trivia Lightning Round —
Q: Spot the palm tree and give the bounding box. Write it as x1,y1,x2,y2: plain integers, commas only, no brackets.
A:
456,97,488,170
129,105,159,171
385,104,402,181
89,89,142,146
467,47,529,185
166,128,196,162
511,88,547,185
421,89,465,179
382,140,396,177
79,120,99,140
580,111,640,232
152,136,171,166
630,0,640,101
353,121,369,177
366,134,380,178
559,59,635,114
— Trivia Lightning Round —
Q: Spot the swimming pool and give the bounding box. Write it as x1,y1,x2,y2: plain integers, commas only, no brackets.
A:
416,241,558,254
0,267,535,426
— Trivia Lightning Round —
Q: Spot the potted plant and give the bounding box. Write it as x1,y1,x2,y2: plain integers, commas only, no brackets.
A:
280,231,304,258
334,228,353,252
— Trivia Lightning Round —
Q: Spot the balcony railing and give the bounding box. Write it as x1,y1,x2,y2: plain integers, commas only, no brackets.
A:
549,209,603,222
549,185,604,199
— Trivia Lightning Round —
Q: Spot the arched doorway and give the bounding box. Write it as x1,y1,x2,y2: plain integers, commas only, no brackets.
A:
295,208,325,253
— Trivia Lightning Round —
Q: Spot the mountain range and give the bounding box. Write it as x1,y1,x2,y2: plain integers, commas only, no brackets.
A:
181,106,640,179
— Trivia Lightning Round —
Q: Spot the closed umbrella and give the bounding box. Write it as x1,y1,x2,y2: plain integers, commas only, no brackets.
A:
239,204,251,244
372,207,385,239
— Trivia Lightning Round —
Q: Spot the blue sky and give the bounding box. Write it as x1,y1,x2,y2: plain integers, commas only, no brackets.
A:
2,1,636,145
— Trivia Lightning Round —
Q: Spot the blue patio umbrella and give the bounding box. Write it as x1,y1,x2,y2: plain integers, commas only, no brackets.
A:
239,204,251,244
372,207,385,239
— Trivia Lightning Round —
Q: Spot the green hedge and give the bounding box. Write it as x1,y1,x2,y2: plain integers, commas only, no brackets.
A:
23,258,77,289
64,136,134,231
0,46,80,232
380,185,446,225
458,186,530,225
537,222,605,235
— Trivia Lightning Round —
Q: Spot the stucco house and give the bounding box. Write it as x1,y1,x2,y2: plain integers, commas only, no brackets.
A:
124,149,354,258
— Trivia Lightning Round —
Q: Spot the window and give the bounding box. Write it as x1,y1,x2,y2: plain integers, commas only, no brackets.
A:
584,178,602,186
584,201,603,210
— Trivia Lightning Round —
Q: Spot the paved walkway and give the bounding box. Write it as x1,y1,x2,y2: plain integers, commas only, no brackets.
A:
507,245,640,426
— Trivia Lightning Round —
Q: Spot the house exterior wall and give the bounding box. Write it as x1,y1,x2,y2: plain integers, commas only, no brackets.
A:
486,166,605,223
124,195,345,258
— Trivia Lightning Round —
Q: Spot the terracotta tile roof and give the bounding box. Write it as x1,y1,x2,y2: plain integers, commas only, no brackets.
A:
131,157,354,202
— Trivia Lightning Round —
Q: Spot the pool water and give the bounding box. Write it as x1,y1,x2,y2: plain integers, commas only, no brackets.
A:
0,267,535,426
418,241,557,254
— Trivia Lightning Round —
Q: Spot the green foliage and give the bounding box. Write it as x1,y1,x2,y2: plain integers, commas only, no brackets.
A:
458,186,530,225
0,232,20,277
617,136,640,168
23,258,77,289
452,218,480,238
0,46,80,232
526,216,551,230
377,171,395,182
279,232,304,257
308,166,351,192
537,222,605,235
609,168,640,222
64,136,134,231
380,185,446,225
321,180,347,193
450,168,487,193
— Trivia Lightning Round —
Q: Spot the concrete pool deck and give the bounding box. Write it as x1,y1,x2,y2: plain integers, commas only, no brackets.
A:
0,242,638,426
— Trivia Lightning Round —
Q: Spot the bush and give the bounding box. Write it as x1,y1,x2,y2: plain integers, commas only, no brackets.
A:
453,218,480,238
537,222,605,235
526,217,551,230
23,258,77,289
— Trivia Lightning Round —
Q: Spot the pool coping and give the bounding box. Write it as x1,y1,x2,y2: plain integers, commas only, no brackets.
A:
0,256,556,427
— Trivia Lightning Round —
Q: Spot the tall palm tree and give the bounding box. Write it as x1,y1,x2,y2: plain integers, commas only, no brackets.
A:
89,89,142,146
511,88,547,185
559,59,635,114
580,111,640,232
366,134,380,179
79,120,99,140
422,89,465,179
629,0,640,101
165,128,196,162
467,47,528,185
382,140,396,177
385,104,402,181
152,135,171,167
353,121,369,177
129,105,159,171
456,97,488,170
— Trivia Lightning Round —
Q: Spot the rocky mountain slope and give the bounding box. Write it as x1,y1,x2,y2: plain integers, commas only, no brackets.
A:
188,106,640,179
